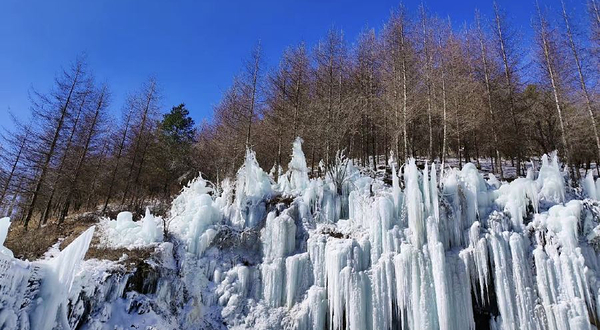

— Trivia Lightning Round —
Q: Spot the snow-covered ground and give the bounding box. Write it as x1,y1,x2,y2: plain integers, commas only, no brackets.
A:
2,138,600,329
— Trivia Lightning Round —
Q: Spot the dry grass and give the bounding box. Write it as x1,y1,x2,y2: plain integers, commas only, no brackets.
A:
5,212,154,264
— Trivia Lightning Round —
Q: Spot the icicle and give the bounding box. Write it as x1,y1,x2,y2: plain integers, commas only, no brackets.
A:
430,163,439,223
390,157,402,219
0,217,13,257
287,137,310,194
424,161,432,218
261,258,285,307
582,172,597,200
405,158,425,247
426,216,450,330
261,211,296,262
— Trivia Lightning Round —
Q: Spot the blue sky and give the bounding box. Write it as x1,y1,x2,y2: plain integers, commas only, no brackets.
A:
0,0,574,128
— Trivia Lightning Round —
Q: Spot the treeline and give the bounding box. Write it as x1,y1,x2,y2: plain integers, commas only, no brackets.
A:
0,60,196,228
198,0,600,180
1,1,599,227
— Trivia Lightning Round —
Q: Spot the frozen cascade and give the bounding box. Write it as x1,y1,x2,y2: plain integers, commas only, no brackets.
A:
4,144,600,330
234,149,274,228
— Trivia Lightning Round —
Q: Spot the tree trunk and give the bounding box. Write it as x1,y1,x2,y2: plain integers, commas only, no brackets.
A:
23,65,81,229
0,132,27,211
40,92,88,225
102,107,133,214
477,12,503,179
494,3,522,177
122,80,156,205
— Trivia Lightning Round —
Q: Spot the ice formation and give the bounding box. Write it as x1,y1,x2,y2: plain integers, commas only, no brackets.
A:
583,171,600,200
3,141,600,330
0,226,95,330
99,209,163,249
0,217,13,257
280,137,310,195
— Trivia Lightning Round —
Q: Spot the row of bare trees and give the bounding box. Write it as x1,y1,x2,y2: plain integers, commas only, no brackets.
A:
1,1,599,228
0,59,197,228
197,0,600,181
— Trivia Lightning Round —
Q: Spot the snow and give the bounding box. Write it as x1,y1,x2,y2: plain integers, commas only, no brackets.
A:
5,143,600,330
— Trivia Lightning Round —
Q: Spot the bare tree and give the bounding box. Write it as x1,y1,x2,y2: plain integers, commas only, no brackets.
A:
244,41,263,147
561,0,600,173
590,0,600,71
476,11,503,178
0,118,29,213
437,20,450,168
419,6,435,161
59,85,108,223
493,2,523,175
23,58,88,229
102,102,134,213
39,88,91,225
121,78,158,205
382,6,413,163
535,1,571,170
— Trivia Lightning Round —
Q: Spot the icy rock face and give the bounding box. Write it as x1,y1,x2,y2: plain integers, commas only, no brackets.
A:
0,246,37,329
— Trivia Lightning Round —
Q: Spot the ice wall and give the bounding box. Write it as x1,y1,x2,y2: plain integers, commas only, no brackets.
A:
179,149,600,330
4,142,600,330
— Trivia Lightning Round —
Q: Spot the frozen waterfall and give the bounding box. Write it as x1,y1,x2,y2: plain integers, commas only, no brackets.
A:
2,141,600,330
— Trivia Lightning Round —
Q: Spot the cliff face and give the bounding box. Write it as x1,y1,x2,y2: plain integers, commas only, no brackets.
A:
2,142,600,330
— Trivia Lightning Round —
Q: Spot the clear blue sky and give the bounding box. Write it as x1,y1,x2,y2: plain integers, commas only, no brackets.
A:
0,0,574,129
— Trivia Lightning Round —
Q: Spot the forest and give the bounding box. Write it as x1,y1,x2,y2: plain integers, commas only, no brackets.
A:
0,0,599,229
